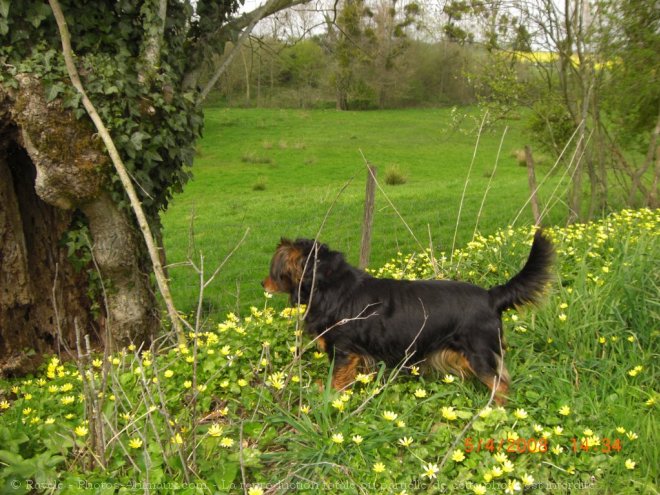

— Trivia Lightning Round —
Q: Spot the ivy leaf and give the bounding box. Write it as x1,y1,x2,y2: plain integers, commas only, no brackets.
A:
130,131,149,151
46,83,64,102
0,0,10,19
26,2,50,28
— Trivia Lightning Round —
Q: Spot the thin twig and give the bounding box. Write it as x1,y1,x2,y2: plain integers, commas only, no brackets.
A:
451,111,489,263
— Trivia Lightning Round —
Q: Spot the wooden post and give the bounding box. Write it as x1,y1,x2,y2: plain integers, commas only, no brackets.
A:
359,164,377,269
525,145,541,225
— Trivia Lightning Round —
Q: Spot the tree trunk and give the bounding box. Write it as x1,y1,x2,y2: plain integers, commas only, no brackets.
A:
0,76,156,374
0,138,92,375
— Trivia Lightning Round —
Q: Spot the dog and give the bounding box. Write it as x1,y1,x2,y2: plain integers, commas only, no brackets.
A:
262,231,553,404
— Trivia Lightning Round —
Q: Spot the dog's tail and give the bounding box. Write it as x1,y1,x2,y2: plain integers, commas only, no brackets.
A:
488,230,554,313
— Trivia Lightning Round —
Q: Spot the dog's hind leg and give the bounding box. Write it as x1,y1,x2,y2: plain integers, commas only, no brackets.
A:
468,352,510,406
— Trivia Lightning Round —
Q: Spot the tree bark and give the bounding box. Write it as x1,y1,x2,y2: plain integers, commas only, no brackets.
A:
0,138,91,375
0,75,156,372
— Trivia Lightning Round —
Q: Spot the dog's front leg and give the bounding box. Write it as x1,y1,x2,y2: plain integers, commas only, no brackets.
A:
331,352,361,390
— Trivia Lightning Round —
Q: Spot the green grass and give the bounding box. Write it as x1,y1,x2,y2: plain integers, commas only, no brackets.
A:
161,107,567,314
1,209,657,493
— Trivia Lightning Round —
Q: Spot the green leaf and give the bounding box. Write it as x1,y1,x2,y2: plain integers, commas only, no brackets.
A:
0,0,10,18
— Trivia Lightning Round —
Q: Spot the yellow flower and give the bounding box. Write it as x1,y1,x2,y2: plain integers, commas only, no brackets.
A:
504,479,521,494
441,406,457,421
598,336,607,344
60,383,73,392
183,380,192,389
331,433,344,444
300,405,311,414
479,406,493,418
164,370,174,378
356,373,372,384
398,437,414,447
521,473,534,486
45,417,55,425
22,407,32,416
61,396,75,405
451,449,465,462
472,484,487,495
331,399,345,412
442,374,455,384
208,424,223,437
171,433,183,445
616,426,626,434
551,445,563,455
410,366,420,376
382,410,398,421
129,437,143,449
248,486,264,495
502,460,515,473
583,428,593,436
220,437,234,448
0,400,10,410
197,384,207,392
626,431,638,441
553,426,564,435
558,313,567,322
92,358,103,368
372,462,386,473
533,424,543,433
237,379,248,387
75,425,88,437
645,397,655,407
422,463,439,479
490,466,503,478
558,405,571,416
559,302,568,309
494,452,508,464
513,408,528,419
396,420,406,428
352,435,364,445
414,388,427,398
625,459,636,470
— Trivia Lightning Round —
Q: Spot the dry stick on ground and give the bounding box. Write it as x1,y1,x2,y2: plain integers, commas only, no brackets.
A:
48,0,185,346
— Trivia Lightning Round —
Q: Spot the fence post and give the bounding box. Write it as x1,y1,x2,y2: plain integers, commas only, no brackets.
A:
359,164,377,269
525,145,541,225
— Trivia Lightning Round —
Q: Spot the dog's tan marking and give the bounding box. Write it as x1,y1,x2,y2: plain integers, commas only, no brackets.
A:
331,354,361,390
316,336,327,352
425,349,474,379
426,349,510,405
475,354,510,405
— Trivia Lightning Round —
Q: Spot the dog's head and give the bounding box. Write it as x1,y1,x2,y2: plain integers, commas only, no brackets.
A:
262,238,346,302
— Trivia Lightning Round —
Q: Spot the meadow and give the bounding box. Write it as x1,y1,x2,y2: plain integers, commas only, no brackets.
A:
0,209,657,494
161,107,567,313
0,108,657,494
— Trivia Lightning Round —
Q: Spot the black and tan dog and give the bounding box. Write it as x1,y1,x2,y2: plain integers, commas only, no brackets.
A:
263,232,553,404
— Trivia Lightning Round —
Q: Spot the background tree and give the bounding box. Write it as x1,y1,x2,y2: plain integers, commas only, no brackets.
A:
0,0,308,374
451,0,659,222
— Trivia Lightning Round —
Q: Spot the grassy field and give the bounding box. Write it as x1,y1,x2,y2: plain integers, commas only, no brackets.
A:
0,209,657,494
161,107,567,314
3,108,656,494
